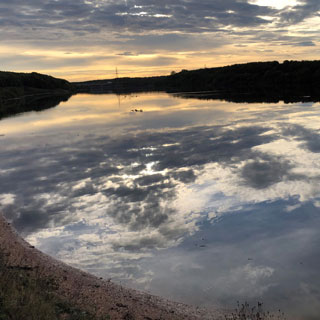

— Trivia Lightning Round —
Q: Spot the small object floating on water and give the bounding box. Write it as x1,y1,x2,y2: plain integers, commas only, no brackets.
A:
130,108,143,112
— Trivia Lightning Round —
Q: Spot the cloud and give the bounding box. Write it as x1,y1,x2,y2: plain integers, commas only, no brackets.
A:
217,263,275,296
0,0,276,40
4,111,318,258
139,199,320,317
295,41,316,47
0,53,108,70
280,0,320,25
281,124,320,153
117,51,136,56
123,56,179,67
0,122,277,240
241,157,294,189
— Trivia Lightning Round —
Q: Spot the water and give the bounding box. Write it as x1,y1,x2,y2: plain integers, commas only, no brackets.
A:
1,92,320,319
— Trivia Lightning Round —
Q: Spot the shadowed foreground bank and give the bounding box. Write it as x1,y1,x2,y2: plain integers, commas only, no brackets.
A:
0,214,226,320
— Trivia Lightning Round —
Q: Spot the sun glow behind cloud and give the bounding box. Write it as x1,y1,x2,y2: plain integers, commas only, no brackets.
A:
249,0,299,9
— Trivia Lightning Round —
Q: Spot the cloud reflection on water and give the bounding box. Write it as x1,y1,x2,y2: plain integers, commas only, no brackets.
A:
0,93,320,318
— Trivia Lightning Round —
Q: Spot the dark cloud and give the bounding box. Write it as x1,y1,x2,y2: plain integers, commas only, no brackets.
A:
241,159,288,189
280,0,320,25
281,124,320,153
170,170,196,184
295,41,316,47
249,31,318,49
240,156,302,189
134,174,165,186
0,0,277,40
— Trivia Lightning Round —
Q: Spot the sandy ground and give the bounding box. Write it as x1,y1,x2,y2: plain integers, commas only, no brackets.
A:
0,214,227,320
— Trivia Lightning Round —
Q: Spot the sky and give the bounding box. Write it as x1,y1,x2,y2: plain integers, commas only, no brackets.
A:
0,0,319,81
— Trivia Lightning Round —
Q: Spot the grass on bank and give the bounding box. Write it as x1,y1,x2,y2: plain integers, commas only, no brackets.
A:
0,255,109,320
225,301,286,320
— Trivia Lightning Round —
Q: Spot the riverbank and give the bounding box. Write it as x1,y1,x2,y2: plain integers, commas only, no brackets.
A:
73,60,320,103
0,71,74,119
2,61,320,120
0,214,225,320
0,90,72,120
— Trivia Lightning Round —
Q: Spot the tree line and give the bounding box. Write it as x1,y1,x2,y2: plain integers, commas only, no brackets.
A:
74,60,320,103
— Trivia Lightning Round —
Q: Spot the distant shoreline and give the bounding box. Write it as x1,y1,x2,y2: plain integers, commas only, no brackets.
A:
73,60,320,104
1,60,320,119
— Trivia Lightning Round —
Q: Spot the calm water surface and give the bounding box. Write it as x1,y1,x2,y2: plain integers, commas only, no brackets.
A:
1,93,320,319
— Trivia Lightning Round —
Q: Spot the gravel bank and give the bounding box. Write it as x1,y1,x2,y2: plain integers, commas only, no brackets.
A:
0,214,226,320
